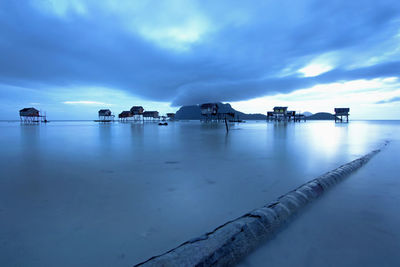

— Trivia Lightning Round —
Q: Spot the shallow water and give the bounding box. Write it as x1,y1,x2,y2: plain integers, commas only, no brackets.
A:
239,132,400,267
0,120,398,266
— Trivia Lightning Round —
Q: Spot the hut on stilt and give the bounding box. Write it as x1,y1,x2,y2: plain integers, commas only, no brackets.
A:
266,107,305,122
19,107,48,123
200,103,218,122
97,109,115,122
130,106,144,121
334,108,350,123
118,111,132,122
143,111,159,121
273,106,288,122
200,103,235,122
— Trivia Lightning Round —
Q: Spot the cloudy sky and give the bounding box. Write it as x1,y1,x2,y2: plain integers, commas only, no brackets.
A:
1,0,400,119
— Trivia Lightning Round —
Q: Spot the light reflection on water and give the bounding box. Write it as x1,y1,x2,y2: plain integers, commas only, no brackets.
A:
0,120,398,266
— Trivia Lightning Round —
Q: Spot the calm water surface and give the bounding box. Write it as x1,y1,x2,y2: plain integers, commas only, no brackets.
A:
0,120,398,266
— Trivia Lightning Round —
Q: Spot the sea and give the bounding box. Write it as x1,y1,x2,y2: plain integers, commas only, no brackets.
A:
1,120,399,266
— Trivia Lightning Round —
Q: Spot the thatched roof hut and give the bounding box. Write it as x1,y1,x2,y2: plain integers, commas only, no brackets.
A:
98,109,112,116
130,106,144,115
200,103,218,115
143,111,159,118
119,111,132,118
334,108,350,115
273,106,288,114
19,107,39,117
334,108,350,123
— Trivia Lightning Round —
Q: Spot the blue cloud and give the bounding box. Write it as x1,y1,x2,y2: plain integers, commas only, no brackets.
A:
0,0,399,107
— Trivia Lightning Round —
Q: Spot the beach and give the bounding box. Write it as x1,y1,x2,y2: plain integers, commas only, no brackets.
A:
0,120,399,266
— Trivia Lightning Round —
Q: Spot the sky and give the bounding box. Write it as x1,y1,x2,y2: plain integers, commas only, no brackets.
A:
0,0,400,120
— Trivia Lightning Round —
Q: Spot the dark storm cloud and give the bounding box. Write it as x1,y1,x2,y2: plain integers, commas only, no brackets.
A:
171,61,400,105
0,0,399,106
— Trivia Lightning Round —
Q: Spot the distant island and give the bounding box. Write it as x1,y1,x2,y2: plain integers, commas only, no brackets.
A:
175,103,267,120
305,112,336,120
175,103,337,121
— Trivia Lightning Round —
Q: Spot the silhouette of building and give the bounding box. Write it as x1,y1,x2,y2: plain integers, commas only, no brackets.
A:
200,103,218,116
266,107,304,122
200,103,218,121
130,106,144,121
19,107,47,123
130,106,144,115
118,111,132,121
334,108,350,123
143,111,159,120
273,106,288,121
200,103,235,122
98,109,114,122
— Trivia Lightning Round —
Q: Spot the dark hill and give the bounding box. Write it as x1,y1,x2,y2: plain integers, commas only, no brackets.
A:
306,112,336,120
175,103,267,120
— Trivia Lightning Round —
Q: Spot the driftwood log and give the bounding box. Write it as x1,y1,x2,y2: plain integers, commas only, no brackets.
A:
135,142,388,267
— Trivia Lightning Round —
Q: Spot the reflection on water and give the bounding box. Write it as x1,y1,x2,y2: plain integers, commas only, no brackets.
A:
272,122,289,153
307,122,345,159
0,120,399,267
20,124,40,150
98,124,112,153
19,125,42,173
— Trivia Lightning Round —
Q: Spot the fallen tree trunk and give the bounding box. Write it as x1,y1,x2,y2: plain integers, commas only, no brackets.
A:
135,142,388,267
